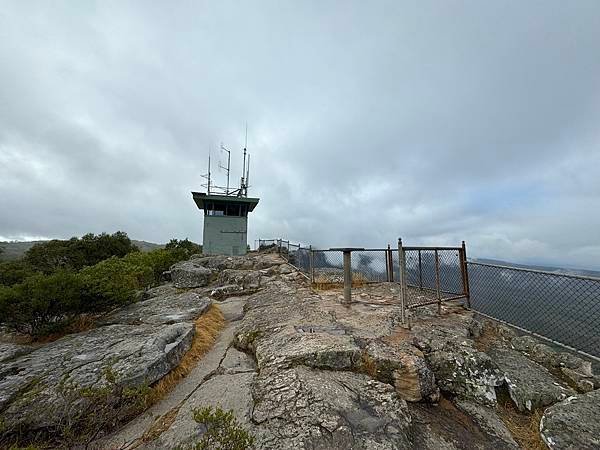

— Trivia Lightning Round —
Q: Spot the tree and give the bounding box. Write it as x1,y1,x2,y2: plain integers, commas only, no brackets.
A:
165,238,202,255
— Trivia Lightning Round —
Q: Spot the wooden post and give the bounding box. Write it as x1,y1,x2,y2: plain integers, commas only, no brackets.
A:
343,250,352,306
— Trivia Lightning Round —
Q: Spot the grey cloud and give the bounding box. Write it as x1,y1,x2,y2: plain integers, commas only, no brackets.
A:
1,1,599,270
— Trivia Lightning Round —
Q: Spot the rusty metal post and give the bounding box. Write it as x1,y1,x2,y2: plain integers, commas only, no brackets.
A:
418,250,423,290
461,241,471,308
309,245,315,284
385,245,391,282
389,245,394,282
434,249,441,315
343,250,352,306
398,238,407,326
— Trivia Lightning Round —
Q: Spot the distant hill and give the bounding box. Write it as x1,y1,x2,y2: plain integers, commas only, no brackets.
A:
471,258,600,279
0,239,164,261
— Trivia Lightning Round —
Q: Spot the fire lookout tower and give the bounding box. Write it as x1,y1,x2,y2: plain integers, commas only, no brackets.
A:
191,140,259,256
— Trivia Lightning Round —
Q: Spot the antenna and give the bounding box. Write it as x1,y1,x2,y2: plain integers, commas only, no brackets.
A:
246,153,250,194
201,150,212,194
219,143,231,195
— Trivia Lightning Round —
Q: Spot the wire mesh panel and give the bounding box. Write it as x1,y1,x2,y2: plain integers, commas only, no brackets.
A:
468,262,600,358
312,250,345,285
349,250,390,283
402,247,467,308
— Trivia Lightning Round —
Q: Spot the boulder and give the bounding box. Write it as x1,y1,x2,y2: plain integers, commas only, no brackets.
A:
217,269,261,290
363,340,439,402
169,260,214,288
252,366,413,449
540,390,600,449
426,343,503,406
488,346,575,412
510,335,595,392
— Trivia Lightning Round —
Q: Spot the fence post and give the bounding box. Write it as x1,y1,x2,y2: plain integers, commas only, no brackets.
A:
398,238,407,326
389,245,394,282
343,250,352,306
418,250,423,290
434,249,441,315
309,245,314,284
385,245,391,282
461,241,471,308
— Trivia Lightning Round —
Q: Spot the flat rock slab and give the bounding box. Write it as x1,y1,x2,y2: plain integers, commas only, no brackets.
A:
0,342,33,363
254,328,361,371
454,399,519,449
540,389,600,449
0,322,194,431
101,291,212,325
149,371,257,449
252,366,412,449
488,347,575,412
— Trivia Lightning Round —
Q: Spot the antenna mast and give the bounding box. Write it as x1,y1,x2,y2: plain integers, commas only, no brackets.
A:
219,144,231,195
201,150,212,194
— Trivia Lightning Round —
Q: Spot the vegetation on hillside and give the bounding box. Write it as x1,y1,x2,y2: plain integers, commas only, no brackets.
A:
0,233,202,338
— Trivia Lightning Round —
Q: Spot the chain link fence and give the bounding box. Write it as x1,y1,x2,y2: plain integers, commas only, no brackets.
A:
468,262,600,359
258,238,599,361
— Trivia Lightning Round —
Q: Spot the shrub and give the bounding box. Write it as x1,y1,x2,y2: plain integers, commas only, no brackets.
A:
165,238,202,256
0,238,195,337
188,406,254,450
79,257,151,312
24,232,139,274
0,261,38,287
0,271,82,336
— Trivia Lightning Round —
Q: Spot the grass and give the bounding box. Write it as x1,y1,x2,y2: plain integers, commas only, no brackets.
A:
496,388,546,450
313,272,369,291
135,304,227,446
149,304,225,403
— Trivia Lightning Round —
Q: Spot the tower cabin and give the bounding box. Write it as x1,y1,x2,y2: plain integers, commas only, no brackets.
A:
192,140,259,256
191,192,259,255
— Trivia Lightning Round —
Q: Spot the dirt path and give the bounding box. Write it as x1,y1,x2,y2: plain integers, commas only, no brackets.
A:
95,296,249,450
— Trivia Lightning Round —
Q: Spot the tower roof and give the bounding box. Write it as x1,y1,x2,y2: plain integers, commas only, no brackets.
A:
191,192,260,211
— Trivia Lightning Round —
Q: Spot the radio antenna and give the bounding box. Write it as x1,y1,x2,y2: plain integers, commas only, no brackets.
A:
219,143,231,195
200,149,212,194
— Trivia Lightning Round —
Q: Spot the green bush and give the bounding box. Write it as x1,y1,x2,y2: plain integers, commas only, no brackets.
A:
188,406,254,450
0,271,82,336
0,240,193,337
24,232,139,274
0,260,38,287
165,238,202,256
79,257,152,312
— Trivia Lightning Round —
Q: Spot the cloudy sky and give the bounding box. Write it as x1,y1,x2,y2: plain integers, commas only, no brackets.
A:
1,1,599,269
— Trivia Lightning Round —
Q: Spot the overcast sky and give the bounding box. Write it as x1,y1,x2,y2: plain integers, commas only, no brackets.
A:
1,1,599,269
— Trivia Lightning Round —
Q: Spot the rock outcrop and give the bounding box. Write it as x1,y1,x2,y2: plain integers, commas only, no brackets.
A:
0,288,211,438
540,389,600,449
2,250,598,449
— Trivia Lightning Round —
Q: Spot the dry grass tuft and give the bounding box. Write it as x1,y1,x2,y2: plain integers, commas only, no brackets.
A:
149,305,225,403
141,406,180,443
496,390,546,450
313,272,369,291
360,350,379,379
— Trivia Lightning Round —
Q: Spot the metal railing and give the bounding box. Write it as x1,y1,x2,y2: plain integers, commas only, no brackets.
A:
468,261,600,359
258,237,600,361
